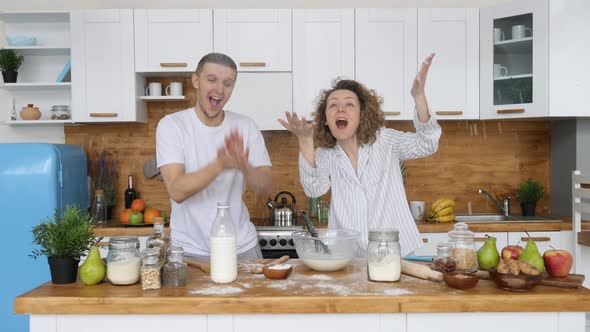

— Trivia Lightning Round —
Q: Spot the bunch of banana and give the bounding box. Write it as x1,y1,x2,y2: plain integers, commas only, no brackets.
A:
429,198,456,222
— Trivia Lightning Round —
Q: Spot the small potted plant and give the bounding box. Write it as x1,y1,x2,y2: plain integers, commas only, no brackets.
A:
0,49,24,83
90,150,119,219
516,178,545,217
31,205,96,284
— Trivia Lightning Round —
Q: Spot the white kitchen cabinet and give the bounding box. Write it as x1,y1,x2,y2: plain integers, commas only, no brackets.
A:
214,9,291,72
418,8,479,120
480,0,548,119
71,9,146,123
224,73,292,130
473,231,508,251
0,11,74,124
134,9,212,73
292,9,355,119
355,9,417,121
412,232,447,256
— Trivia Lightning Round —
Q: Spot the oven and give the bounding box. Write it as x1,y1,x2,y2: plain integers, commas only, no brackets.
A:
256,227,302,259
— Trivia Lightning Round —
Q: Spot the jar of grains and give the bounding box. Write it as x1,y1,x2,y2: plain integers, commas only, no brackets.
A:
106,236,141,285
141,248,162,290
163,245,187,287
447,223,478,272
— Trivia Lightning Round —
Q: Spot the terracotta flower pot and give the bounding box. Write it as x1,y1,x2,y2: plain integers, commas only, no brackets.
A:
20,103,41,120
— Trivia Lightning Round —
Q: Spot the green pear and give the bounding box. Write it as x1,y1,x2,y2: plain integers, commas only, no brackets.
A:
477,236,500,270
80,246,106,286
518,238,545,272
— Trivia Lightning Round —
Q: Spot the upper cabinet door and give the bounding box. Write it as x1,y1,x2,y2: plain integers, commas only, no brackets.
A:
214,9,291,72
356,9,417,121
71,10,146,123
134,9,213,73
418,8,479,120
480,0,548,119
292,9,355,118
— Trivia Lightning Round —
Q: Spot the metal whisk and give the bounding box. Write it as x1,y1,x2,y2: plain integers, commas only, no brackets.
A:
300,210,332,255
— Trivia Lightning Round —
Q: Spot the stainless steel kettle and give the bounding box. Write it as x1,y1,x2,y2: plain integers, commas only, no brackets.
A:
266,191,297,226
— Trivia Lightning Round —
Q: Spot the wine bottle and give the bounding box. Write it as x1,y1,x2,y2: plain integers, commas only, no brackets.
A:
124,175,137,208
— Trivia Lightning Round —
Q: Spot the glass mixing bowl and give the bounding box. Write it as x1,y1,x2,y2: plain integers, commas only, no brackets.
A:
292,229,360,272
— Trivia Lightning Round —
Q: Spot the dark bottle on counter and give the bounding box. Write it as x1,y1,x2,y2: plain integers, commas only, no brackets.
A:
124,175,137,209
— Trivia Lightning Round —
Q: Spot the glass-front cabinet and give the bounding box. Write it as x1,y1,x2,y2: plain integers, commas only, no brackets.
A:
480,0,548,119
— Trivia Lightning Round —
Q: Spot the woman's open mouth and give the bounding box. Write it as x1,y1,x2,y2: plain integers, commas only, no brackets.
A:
336,118,348,129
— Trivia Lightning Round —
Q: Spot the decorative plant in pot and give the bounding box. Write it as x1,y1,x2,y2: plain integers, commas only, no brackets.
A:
0,49,24,83
516,178,545,217
90,150,118,219
31,205,96,284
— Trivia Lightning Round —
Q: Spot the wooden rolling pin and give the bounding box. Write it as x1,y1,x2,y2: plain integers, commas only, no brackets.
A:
186,260,210,274
401,260,443,281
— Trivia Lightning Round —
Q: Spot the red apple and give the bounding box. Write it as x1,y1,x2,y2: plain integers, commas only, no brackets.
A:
543,249,573,277
501,245,524,260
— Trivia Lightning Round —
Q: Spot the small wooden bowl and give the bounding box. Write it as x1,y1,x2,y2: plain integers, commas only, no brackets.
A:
263,264,293,280
489,268,542,292
443,271,479,289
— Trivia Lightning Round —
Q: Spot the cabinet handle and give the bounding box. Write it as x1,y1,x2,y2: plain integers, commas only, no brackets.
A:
160,62,188,67
474,237,488,242
497,108,525,114
96,242,108,247
90,113,118,117
521,237,551,242
422,238,429,243
435,111,463,116
384,112,401,116
239,62,267,67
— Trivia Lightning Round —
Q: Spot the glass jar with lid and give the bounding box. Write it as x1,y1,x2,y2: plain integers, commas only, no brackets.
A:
146,217,170,261
447,222,478,272
106,236,141,285
367,229,401,282
433,242,457,273
163,245,187,287
141,248,162,290
50,105,71,120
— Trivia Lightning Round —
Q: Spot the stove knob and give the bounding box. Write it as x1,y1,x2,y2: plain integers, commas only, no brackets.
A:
289,239,294,246
259,239,268,247
270,239,277,246
279,239,287,246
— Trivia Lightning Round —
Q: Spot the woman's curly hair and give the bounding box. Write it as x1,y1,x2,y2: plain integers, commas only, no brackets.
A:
313,79,384,148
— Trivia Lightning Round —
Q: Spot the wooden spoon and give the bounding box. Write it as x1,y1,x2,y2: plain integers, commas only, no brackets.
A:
251,255,290,274
186,260,210,274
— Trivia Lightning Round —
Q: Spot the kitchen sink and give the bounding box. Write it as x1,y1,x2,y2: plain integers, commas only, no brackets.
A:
455,213,560,223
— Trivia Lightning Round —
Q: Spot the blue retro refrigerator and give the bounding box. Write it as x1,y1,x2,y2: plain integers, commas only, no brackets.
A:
0,143,88,332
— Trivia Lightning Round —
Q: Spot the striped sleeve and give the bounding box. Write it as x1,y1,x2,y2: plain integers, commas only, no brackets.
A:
299,149,331,198
382,111,441,161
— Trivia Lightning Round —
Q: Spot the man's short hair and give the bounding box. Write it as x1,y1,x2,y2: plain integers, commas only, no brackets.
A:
195,53,238,75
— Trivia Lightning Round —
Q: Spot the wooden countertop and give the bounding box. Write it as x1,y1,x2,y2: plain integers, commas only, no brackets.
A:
93,217,589,237
14,259,590,315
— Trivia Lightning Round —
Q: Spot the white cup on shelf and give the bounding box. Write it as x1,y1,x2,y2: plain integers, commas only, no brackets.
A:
145,82,162,96
512,25,532,40
494,28,505,43
165,82,183,96
493,64,509,78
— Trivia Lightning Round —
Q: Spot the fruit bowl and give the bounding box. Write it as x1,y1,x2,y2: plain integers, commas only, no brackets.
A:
443,271,479,289
489,268,543,291
292,229,359,272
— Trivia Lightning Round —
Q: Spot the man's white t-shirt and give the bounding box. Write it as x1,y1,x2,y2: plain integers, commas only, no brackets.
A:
156,108,271,256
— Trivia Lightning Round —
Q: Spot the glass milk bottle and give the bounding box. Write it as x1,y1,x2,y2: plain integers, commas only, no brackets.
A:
210,202,237,283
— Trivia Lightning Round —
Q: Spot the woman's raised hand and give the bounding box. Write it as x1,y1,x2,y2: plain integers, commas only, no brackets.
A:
411,53,435,99
277,111,315,141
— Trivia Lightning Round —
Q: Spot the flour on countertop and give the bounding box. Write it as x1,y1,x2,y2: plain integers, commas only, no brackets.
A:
190,286,243,295
308,274,333,281
383,288,413,296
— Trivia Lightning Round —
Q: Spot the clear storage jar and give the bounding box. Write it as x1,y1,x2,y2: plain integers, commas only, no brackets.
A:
433,242,457,273
367,229,401,282
50,105,71,120
106,236,141,285
141,247,162,290
448,222,478,272
163,245,187,287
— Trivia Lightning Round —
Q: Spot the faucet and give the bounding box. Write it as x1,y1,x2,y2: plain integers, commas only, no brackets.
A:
478,189,511,216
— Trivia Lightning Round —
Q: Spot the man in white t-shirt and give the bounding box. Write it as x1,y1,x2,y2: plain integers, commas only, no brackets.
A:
156,53,273,259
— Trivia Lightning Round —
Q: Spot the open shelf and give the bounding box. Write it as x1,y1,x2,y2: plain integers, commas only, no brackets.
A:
494,37,532,45
4,46,70,56
3,82,71,89
139,96,187,101
2,119,74,125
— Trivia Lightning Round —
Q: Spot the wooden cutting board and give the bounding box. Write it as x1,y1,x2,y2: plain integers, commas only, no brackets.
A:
475,270,585,288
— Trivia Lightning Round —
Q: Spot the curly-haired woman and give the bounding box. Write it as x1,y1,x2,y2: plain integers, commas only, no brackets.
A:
278,54,441,257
